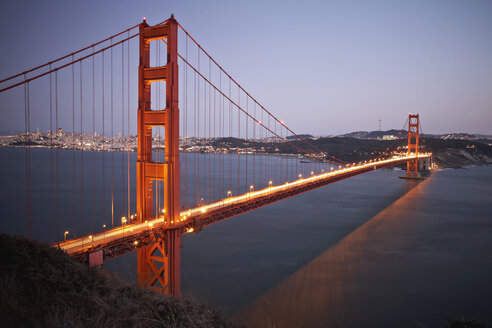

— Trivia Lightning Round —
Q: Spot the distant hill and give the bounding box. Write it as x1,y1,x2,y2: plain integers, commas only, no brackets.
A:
475,134,492,140
339,130,492,143
340,129,406,139
286,134,313,140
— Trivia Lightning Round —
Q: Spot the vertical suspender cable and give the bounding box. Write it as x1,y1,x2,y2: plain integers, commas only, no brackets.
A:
159,41,162,214
237,87,240,195
49,65,54,243
203,69,207,203
194,67,197,205
193,64,200,204
197,48,200,205
261,109,264,185
244,95,250,189
282,124,286,182
121,42,125,220
155,42,159,215
253,103,256,189
28,81,31,239
184,36,188,209
268,115,270,185
92,47,96,232
208,60,211,202
24,78,31,239
155,44,159,215
213,76,216,201
72,55,77,237
219,71,222,198
127,32,131,219
55,71,60,241
273,120,276,184
110,39,114,227
228,78,232,194
102,50,106,228
184,56,187,208
80,61,84,235
205,70,208,202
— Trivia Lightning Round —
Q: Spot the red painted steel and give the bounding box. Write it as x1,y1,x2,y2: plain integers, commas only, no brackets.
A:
136,15,181,296
406,114,419,177
89,250,103,267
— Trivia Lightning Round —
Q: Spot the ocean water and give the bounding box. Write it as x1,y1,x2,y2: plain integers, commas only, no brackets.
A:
1,148,491,327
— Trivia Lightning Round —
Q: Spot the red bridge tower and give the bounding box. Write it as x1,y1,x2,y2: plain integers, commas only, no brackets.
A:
406,114,420,177
136,16,181,295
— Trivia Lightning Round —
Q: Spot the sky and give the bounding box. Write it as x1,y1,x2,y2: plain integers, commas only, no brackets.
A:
0,0,491,136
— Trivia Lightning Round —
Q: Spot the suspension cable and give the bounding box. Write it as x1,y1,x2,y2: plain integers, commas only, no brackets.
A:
0,19,169,93
0,24,140,85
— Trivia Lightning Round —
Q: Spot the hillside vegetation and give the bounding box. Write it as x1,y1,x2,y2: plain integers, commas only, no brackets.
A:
0,234,242,328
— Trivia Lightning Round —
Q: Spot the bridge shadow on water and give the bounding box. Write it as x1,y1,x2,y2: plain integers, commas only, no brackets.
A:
234,177,430,328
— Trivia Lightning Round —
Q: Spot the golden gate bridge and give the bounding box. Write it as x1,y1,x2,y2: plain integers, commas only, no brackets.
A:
0,15,431,296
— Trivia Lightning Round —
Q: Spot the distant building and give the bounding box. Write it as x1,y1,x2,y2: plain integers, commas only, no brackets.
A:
383,135,398,140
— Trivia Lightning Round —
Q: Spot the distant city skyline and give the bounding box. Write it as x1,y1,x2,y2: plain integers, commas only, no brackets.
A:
1,0,491,135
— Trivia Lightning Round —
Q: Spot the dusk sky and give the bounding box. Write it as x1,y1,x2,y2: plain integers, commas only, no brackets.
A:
0,0,491,135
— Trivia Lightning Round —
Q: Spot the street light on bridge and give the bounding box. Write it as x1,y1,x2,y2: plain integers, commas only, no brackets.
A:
64,230,69,242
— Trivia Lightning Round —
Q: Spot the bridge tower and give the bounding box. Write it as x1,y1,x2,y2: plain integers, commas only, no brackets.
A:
406,114,419,177
136,15,181,295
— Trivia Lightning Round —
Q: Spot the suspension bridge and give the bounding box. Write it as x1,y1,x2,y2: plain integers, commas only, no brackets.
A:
0,15,431,296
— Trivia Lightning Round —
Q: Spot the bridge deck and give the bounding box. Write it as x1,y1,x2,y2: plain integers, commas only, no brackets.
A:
55,154,431,261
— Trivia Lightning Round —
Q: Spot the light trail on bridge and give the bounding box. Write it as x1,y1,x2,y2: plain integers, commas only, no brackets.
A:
56,154,431,259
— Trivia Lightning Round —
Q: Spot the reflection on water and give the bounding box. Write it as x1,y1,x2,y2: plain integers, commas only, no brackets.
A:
235,166,492,327
235,178,429,327
178,167,417,315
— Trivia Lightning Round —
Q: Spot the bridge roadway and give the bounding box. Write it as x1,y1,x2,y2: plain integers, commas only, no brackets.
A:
55,154,431,262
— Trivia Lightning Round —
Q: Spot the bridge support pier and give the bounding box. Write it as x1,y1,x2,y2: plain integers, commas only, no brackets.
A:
136,15,181,295
137,229,181,294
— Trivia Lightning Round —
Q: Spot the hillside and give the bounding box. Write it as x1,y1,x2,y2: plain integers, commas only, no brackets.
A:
0,234,242,328
272,136,492,168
